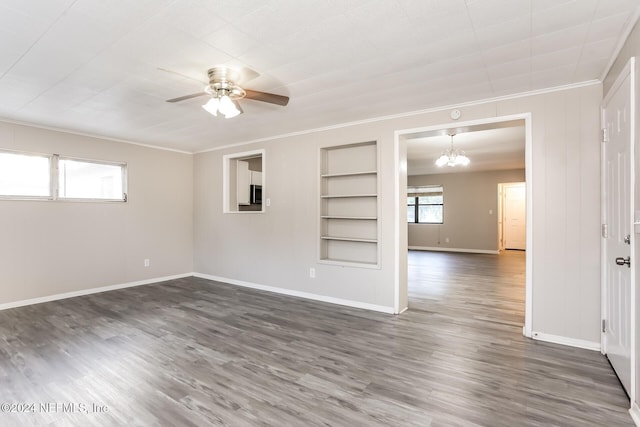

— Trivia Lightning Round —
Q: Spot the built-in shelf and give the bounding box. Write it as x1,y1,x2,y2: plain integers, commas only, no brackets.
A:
321,215,377,220
322,258,378,267
321,236,378,243
320,194,377,199
320,141,379,267
320,170,377,178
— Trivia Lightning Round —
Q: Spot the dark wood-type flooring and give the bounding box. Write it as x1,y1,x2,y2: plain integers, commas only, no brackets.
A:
0,250,632,426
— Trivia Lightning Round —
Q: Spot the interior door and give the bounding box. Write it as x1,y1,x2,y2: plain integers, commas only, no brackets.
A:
603,62,633,396
503,183,526,250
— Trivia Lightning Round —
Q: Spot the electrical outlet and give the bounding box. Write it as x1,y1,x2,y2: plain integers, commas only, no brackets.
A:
309,268,315,278
445,238,450,243
144,259,150,267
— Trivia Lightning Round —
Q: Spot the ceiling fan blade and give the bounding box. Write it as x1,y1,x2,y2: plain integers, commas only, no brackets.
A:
244,89,289,106
157,67,207,85
166,92,207,103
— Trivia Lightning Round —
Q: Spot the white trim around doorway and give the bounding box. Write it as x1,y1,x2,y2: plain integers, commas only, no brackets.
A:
394,112,533,337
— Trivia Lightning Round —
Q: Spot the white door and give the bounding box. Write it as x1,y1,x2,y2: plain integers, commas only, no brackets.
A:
503,183,526,250
603,60,633,396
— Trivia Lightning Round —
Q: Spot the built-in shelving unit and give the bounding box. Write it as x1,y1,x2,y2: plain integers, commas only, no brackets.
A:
320,216,377,220
319,141,379,267
320,194,377,198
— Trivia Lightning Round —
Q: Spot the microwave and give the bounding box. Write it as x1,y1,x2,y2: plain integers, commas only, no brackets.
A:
250,185,262,204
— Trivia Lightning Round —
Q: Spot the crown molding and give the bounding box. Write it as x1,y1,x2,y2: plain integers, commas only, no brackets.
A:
196,80,601,154
0,117,192,155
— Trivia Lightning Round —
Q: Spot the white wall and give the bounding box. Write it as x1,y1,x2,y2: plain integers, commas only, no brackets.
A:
0,122,194,305
194,83,603,343
397,85,602,344
194,128,399,312
408,169,525,252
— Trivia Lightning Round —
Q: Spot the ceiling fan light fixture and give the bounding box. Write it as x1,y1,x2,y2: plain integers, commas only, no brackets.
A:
201,92,242,118
223,103,241,119
166,66,289,117
219,94,240,118
202,97,219,116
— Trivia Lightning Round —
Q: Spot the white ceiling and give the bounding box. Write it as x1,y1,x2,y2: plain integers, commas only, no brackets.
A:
0,0,638,153
406,122,525,176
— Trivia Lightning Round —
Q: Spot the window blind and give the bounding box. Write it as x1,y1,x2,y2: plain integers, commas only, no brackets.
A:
407,185,443,197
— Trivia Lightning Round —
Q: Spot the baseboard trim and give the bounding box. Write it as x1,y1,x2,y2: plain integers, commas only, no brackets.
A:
0,273,194,311
399,306,409,314
408,246,499,255
532,331,601,351
193,273,396,314
630,402,640,426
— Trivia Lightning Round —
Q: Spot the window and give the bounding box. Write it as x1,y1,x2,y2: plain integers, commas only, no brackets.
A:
58,158,126,201
0,151,51,198
0,149,126,202
407,185,443,224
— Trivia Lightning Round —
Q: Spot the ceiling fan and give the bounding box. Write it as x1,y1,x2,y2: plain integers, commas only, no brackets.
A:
165,66,289,119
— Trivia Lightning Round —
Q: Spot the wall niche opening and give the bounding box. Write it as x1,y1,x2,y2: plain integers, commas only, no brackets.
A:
223,149,265,213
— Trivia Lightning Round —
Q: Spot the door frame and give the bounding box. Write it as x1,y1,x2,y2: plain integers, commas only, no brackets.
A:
498,183,504,251
601,56,636,403
393,112,533,337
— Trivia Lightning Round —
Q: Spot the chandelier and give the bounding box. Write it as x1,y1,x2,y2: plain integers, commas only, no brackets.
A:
435,134,470,167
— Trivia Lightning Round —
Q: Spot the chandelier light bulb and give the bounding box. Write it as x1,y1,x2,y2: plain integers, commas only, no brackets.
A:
435,155,449,167
456,154,470,166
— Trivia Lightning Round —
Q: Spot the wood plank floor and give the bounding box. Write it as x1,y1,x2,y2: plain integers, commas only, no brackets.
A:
0,250,632,426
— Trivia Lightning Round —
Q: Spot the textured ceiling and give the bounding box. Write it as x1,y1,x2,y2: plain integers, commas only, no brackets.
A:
0,0,638,153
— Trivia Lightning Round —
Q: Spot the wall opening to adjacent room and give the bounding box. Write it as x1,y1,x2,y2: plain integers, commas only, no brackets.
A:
395,114,532,337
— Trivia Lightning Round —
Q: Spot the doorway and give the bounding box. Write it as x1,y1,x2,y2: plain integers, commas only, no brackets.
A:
498,182,526,251
395,113,533,337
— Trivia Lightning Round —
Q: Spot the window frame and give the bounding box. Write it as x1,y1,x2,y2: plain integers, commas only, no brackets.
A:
56,155,128,202
407,185,444,224
0,148,54,201
0,148,128,203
